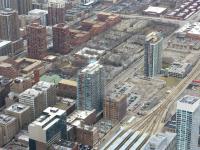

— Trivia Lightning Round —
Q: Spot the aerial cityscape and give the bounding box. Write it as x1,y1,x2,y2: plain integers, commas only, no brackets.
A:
0,0,200,149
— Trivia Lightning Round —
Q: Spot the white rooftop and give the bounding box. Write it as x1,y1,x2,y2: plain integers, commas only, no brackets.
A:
19,88,42,98
176,22,200,36
144,6,167,14
32,81,54,92
177,95,200,112
28,9,48,15
81,61,103,74
76,47,105,59
142,132,176,150
168,62,191,74
6,103,30,113
0,40,11,48
0,114,16,125
30,107,65,127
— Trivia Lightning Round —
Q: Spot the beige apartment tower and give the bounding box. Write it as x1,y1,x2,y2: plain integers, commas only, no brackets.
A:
5,103,31,129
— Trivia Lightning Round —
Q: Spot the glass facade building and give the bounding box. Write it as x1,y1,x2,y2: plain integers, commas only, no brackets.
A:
77,62,104,113
144,32,163,77
176,95,200,150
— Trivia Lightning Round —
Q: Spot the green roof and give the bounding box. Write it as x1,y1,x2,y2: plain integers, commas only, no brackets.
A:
40,74,62,84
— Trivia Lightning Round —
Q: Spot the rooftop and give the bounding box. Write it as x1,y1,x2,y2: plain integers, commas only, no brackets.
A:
142,132,176,150
30,107,65,127
176,22,200,36
0,114,16,125
32,81,55,91
59,79,77,87
146,32,162,44
75,47,105,60
177,95,200,112
6,103,30,113
0,40,11,48
144,6,167,14
67,109,95,123
81,61,103,74
19,88,42,98
40,74,62,84
28,9,48,15
168,62,191,74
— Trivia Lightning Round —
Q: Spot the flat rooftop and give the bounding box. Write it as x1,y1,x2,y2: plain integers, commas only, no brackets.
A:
179,95,199,104
67,109,95,123
15,57,42,73
75,47,105,59
19,88,42,98
32,81,54,91
0,40,11,48
177,95,200,112
176,22,200,36
81,61,103,74
59,79,77,87
31,107,65,127
146,32,162,44
6,103,30,113
144,6,167,14
0,114,16,125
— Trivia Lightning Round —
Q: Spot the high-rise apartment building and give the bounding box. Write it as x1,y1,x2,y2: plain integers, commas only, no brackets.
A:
77,62,104,113
104,95,127,122
0,0,32,14
0,40,12,56
176,95,200,150
144,32,163,77
26,23,47,59
5,103,31,129
0,0,18,11
47,2,65,26
17,0,32,14
32,81,56,107
19,88,46,120
52,23,70,53
28,107,66,150
28,9,48,26
0,114,19,146
0,8,20,41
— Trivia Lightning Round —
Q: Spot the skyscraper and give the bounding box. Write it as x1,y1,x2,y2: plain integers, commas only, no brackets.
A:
77,62,104,113
26,23,47,59
52,23,70,53
0,8,20,41
176,95,200,150
47,2,65,26
0,0,32,14
0,0,18,11
144,32,163,77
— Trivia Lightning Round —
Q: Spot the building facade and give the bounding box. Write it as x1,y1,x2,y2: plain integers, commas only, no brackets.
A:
144,32,163,77
52,23,70,53
142,132,176,150
26,23,47,59
0,0,32,14
176,95,200,150
0,8,20,41
29,107,67,150
47,2,65,26
5,103,31,129
0,114,19,146
19,88,45,120
77,62,104,113
104,95,127,122
32,81,56,107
